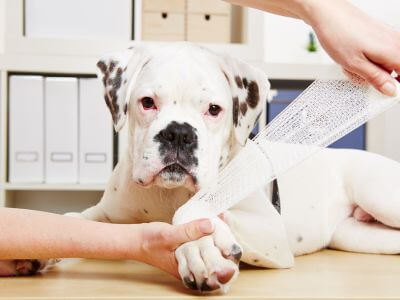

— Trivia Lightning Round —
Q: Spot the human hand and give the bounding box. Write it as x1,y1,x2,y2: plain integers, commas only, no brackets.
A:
304,0,400,96
136,219,214,278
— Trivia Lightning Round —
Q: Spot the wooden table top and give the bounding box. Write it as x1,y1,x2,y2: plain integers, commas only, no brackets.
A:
1,250,399,299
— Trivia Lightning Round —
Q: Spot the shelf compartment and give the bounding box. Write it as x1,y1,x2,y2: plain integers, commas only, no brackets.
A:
4,183,106,191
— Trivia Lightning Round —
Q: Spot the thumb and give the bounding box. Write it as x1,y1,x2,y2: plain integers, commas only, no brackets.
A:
348,59,397,96
169,219,214,248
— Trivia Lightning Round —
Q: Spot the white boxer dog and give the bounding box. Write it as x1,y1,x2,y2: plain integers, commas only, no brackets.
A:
3,43,400,293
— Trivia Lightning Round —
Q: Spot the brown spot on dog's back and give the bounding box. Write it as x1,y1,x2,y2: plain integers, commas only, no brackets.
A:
246,81,260,108
240,102,248,116
234,76,243,89
232,96,239,127
143,209,149,214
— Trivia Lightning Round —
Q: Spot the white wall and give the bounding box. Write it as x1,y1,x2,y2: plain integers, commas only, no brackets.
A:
263,0,400,65
263,9,332,65
351,0,400,31
0,0,5,53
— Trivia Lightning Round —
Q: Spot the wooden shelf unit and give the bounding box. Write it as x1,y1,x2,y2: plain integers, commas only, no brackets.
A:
0,0,397,211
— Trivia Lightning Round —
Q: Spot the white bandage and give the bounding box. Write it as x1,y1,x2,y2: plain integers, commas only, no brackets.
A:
174,76,400,224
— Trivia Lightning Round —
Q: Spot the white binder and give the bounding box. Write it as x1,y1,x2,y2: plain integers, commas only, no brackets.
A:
9,75,44,183
79,78,113,184
45,77,78,183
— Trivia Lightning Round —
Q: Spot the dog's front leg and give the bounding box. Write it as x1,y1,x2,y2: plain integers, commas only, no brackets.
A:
224,187,294,269
64,202,111,222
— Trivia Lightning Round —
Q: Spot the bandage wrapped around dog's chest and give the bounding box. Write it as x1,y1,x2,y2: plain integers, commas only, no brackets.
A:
174,76,400,224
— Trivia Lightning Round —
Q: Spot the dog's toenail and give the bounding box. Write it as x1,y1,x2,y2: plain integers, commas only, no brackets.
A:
183,276,197,290
200,280,213,292
31,260,41,273
231,244,242,261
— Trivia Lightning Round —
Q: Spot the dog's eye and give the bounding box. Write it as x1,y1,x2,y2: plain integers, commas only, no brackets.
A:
208,104,222,116
141,97,156,110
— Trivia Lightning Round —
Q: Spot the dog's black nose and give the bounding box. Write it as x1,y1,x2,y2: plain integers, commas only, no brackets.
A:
159,121,197,146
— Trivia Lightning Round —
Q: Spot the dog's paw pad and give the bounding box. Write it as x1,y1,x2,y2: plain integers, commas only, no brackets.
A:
216,267,236,284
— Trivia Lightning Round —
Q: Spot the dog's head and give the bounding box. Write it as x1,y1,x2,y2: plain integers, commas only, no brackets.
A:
97,43,270,192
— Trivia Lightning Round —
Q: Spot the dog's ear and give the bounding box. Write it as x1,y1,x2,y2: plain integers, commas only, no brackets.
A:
220,55,270,146
96,46,150,132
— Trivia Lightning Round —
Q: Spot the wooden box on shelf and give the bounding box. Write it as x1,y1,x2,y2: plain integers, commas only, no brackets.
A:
141,0,185,41
186,0,231,43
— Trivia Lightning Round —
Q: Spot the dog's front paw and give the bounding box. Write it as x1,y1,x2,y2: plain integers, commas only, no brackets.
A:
175,218,242,293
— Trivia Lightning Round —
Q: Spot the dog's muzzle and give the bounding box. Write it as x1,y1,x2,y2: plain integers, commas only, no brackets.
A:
154,121,199,185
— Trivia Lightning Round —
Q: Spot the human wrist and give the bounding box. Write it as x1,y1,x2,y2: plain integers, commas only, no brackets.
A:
288,0,322,25
68,222,144,260
107,223,144,260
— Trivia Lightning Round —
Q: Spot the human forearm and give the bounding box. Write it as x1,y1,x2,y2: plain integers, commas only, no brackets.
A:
223,0,317,20
0,208,140,260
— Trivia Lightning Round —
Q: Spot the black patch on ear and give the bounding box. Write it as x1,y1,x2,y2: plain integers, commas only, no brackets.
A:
97,61,107,74
239,102,248,116
242,77,248,89
107,67,123,90
246,81,260,108
109,61,116,73
124,104,128,114
234,76,243,89
232,96,239,127
97,59,128,124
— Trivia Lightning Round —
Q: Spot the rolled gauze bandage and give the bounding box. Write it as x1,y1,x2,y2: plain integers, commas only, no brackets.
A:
173,76,400,224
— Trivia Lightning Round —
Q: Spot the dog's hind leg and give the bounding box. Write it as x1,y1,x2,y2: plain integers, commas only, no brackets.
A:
330,217,400,254
343,150,400,229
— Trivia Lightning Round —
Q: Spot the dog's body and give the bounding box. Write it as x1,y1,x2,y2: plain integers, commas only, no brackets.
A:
2,43,400,293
